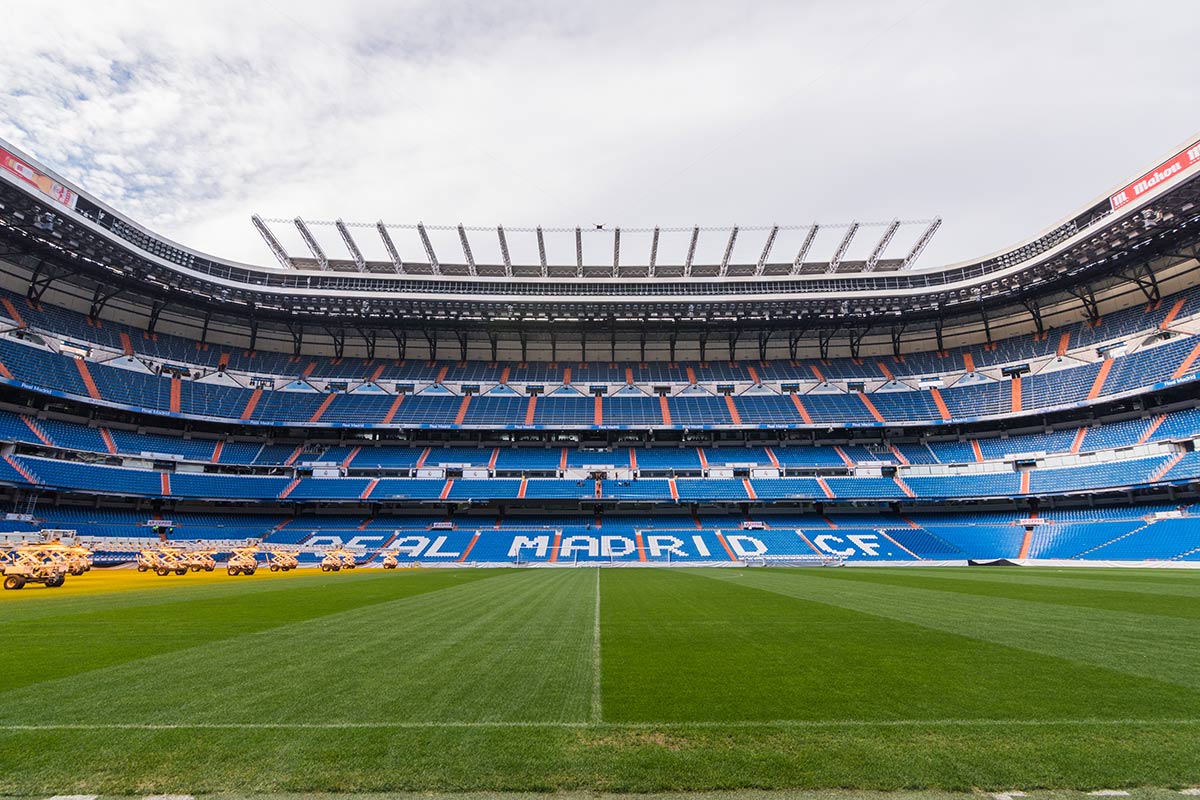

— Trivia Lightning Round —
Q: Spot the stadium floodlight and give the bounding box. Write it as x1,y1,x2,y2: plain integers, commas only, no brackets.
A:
791,224,818,274
537,226,549,277
250,214,293,269
457,224,477,276
293,217,329,271
417,222,441,275
719,226,739,277
902,217,942,268
335,218,366,272
755,225,779,276
863,219,900,273
684,226,699,278
497,226,512,277
376,221,405,273
826,222,859,273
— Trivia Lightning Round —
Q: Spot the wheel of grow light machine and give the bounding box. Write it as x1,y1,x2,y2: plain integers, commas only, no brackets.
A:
4,575,25,590
47,574,65,588
175,569,187,576
156,566,169,576
227,567,240,576
270,563,279,572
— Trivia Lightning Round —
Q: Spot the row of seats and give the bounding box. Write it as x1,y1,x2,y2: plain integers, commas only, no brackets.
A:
2,331,1200,428
2,408,1197,470
5,453,1194,501
7,282,1199,383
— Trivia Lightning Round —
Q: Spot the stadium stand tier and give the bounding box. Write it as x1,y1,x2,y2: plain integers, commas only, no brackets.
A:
1,132,1199,565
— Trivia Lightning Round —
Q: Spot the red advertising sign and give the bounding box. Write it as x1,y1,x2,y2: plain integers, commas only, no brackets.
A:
0,146,78,211
1110,142,1200,211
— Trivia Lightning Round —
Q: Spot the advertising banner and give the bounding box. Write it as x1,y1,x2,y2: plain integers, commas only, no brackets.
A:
1110,142,1200,210
0,145,78,211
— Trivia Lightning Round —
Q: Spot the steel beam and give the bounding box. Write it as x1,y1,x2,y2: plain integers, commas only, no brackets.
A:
755,225,779,275
293,217,329,270
575,227,583,278
863,219,900,272
251,214,293,269
537,226,548,277
790,225,818,274
612,227,621,277
335,218,366,271
417,222,440,275
376,222,404,273
457,224,476,276
684,226,699,278
649,227,660,278
902,217,942,268
719,226,739,277
826,222,859,273
497,226,512,277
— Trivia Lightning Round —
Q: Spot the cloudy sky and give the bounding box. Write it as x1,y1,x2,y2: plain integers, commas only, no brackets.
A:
1,0,1195,270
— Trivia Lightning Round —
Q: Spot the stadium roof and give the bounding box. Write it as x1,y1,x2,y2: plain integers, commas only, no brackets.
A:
1,133,1199,338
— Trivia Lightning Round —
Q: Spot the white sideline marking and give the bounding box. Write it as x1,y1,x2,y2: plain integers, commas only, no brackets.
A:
1088,793,1130,797
992,793,1026,800
145,796,195,800
7,718,1200,731
590,568,602,724
48,795,97,800
1179,790,1200,795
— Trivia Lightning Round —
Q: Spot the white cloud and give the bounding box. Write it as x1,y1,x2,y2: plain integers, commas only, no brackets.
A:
0,0,1196,270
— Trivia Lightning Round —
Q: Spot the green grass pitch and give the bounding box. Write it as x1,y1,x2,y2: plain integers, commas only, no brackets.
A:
1,566,1198,795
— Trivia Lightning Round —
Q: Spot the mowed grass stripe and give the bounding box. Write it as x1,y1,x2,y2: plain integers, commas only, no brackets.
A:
698,567,1200,689
2,716,1198,793
5,716,1200,729
806,567,1200,619
602,569,1200,723
0,568,597,725
852,566,1200,599
0,569,501,691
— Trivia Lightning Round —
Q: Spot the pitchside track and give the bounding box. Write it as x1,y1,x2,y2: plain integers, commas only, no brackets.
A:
0,567,1198,795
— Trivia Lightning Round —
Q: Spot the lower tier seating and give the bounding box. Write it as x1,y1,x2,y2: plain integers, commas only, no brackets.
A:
32,505,1200,564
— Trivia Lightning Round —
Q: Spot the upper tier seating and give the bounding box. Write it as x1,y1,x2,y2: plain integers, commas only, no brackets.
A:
1,282,1200,430
9,282,1198,384
1,329,1199,428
